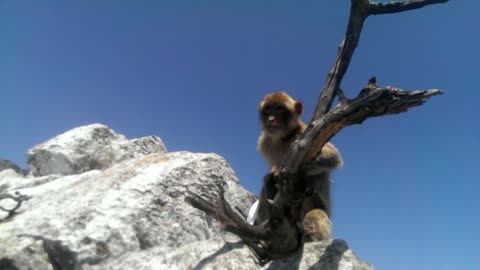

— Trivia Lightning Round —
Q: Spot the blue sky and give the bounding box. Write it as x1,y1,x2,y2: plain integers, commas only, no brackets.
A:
1,1,478,269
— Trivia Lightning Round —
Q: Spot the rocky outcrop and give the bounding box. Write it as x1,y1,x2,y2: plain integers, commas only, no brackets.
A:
0,159,27,176
0,124,374,270
27,124,167,176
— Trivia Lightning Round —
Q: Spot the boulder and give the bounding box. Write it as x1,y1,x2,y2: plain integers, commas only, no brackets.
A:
27,124,167,176
0,159,27,175
0,124,374,269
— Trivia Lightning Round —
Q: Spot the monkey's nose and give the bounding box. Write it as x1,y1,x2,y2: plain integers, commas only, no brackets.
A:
268,116,275,122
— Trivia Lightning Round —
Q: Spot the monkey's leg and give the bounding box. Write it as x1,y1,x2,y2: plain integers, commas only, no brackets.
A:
301,188,332,242
303,208,332,242
300,170,333,242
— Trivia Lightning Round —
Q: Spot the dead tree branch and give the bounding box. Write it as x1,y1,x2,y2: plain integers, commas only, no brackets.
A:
185,0,449,262
311,0,370,121
369,0,448,15
286,78,443,171
312,0,448,121
0,192,31,220
185,186,270,241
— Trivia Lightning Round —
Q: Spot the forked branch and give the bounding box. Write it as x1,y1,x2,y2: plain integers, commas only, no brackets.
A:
285,78,443,171
185,186,269,241
185,79,443,260
312,0,449,121
0,192,31,220
184,0,449,262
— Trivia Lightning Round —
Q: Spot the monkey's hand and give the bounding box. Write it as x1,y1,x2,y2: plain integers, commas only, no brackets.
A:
266,170,297,203
276,171,294,194
264,170,289,198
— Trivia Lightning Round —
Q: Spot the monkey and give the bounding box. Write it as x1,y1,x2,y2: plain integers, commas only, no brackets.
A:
255,91,343,242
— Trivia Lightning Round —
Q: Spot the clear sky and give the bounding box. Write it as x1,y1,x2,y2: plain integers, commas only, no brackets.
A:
1,1,478,269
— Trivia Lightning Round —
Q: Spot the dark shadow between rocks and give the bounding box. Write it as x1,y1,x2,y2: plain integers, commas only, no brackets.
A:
308,239,349,270
193,241,245,270
0,258,20,270
266,245,304,270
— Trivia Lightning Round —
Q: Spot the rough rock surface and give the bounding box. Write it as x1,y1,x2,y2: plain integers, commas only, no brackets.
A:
0,124,374,270
0,159,27,175
27,123,167,176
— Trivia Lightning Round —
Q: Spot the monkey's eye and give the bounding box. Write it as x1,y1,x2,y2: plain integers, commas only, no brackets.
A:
261,107,272,116
276,106,293,119
273,106,287,113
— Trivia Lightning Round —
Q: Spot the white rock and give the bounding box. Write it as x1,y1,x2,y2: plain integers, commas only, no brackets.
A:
0,124,374,270
83,238,373,270
0,151,256,269
27,123,167,176
0,159,26,175
0,169,24,193
0,169,64,194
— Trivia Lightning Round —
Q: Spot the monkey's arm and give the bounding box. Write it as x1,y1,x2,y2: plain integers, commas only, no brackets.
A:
301,142,343,173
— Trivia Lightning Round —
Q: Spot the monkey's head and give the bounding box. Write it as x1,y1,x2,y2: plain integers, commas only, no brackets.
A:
258,91,304,137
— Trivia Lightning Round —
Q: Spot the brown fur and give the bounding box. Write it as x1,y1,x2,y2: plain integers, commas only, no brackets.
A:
303,209,332,241
257,91,343,172
257,91,343,241
258,91,297,113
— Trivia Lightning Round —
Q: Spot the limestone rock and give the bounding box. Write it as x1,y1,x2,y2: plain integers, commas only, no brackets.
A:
0,159,27,175
0,124,374,270
27,124,167,176
0,169,24,193
82,237,373,270
0,151,256,269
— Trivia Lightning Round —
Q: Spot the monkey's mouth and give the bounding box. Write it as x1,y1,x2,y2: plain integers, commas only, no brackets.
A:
265,123,282,132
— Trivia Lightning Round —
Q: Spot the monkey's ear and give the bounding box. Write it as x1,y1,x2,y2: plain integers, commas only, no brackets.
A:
294,101,304,115
258,100,264,110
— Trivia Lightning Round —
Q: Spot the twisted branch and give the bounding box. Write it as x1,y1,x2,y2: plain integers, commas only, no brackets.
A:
0,192,31,220
184,0,449,262
286,78,443,171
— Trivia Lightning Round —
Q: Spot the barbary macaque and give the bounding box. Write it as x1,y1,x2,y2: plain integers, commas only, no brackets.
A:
255,91,343,241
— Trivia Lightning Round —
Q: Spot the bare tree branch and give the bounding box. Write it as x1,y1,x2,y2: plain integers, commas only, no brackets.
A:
285,78,443,172
185,187,270,241
0,192,31,220
311,0,370,121
186,174,303,260
185,78,443,261
369,0,449,15
311,0,448,121
184,0,449,262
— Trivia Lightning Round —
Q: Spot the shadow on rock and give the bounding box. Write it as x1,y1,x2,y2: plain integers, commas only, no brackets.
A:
266,246,303,270
308,239,349,270
193,241,245,270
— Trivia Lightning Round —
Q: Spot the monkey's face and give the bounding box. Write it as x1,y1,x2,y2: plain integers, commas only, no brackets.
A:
258,91,304,137
260,103,298,135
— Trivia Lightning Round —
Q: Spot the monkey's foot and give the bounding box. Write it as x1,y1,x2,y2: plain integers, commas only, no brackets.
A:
303,209,332,242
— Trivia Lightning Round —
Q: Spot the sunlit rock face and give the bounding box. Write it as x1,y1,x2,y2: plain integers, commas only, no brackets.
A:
0,159,27,176
0,124,374,270
27,123,167,176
